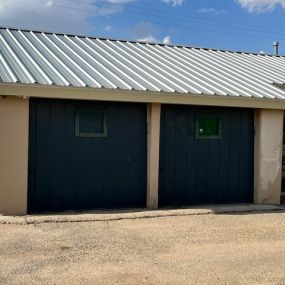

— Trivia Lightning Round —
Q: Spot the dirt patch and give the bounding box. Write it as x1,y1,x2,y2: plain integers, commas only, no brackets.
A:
1,212,285,284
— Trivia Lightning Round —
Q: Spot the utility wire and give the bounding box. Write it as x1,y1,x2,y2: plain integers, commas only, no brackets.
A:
50,0,285,33
80,3,285,36
21,0,285,41
26,0,285,35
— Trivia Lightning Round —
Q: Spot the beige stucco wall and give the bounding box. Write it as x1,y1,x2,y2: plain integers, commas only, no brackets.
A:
254,109,284,204
0,93,283,215
147,103,161,209
0,96,29,215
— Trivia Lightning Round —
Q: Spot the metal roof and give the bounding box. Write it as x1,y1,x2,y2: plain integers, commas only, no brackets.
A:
1,27,285,99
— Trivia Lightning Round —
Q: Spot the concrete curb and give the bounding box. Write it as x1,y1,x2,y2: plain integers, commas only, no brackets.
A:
0,204,284,225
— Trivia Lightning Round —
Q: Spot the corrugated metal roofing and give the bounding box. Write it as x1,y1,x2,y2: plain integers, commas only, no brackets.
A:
1,27,285,99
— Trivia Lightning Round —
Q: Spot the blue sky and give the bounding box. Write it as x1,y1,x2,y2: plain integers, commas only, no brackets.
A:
0,0,285,54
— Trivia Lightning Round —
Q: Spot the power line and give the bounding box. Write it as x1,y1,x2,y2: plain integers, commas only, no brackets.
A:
26,0,285,36
18,0,285,41
98,15,285,41
55,0,285,33
92,4,285,36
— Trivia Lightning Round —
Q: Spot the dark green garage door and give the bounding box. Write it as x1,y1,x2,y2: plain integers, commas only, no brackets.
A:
28,99,147,213
159,105,254,206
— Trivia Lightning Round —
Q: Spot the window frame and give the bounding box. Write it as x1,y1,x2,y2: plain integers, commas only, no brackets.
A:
195,114,222,140
75,108,107,138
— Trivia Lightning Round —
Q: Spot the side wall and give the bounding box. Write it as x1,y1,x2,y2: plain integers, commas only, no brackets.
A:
0,96,283,215
254,109,284,204
0,96,29,215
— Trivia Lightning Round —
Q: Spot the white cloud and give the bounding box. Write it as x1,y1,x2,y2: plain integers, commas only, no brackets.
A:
236,0,285,12
46,1,53,7
137,34,159,43
162,0,185,7
198,8,227,15
132,21,158,39
162,36,171,44
107,0,134,3
137,35,173,44
0,0,133,34
132,21,173,44
104,25,112,31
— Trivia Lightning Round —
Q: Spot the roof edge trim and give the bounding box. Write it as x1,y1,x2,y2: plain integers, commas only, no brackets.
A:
1,83,285,109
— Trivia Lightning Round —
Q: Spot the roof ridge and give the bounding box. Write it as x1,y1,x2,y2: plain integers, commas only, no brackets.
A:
0,25,283,57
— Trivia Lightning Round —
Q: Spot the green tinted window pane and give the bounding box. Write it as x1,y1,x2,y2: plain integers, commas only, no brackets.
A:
197,116,220,139
75,109,107,138
79,112,104,134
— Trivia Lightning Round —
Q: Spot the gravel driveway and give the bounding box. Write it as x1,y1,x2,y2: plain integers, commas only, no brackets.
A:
1,210,285,285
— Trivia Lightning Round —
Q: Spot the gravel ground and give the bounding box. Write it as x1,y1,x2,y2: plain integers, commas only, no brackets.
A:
1,212,285,285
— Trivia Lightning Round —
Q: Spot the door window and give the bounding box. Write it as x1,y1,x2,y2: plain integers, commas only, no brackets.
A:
75,109,107,138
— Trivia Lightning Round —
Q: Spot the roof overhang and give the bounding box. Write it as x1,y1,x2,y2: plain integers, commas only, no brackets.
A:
1,83,285,110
